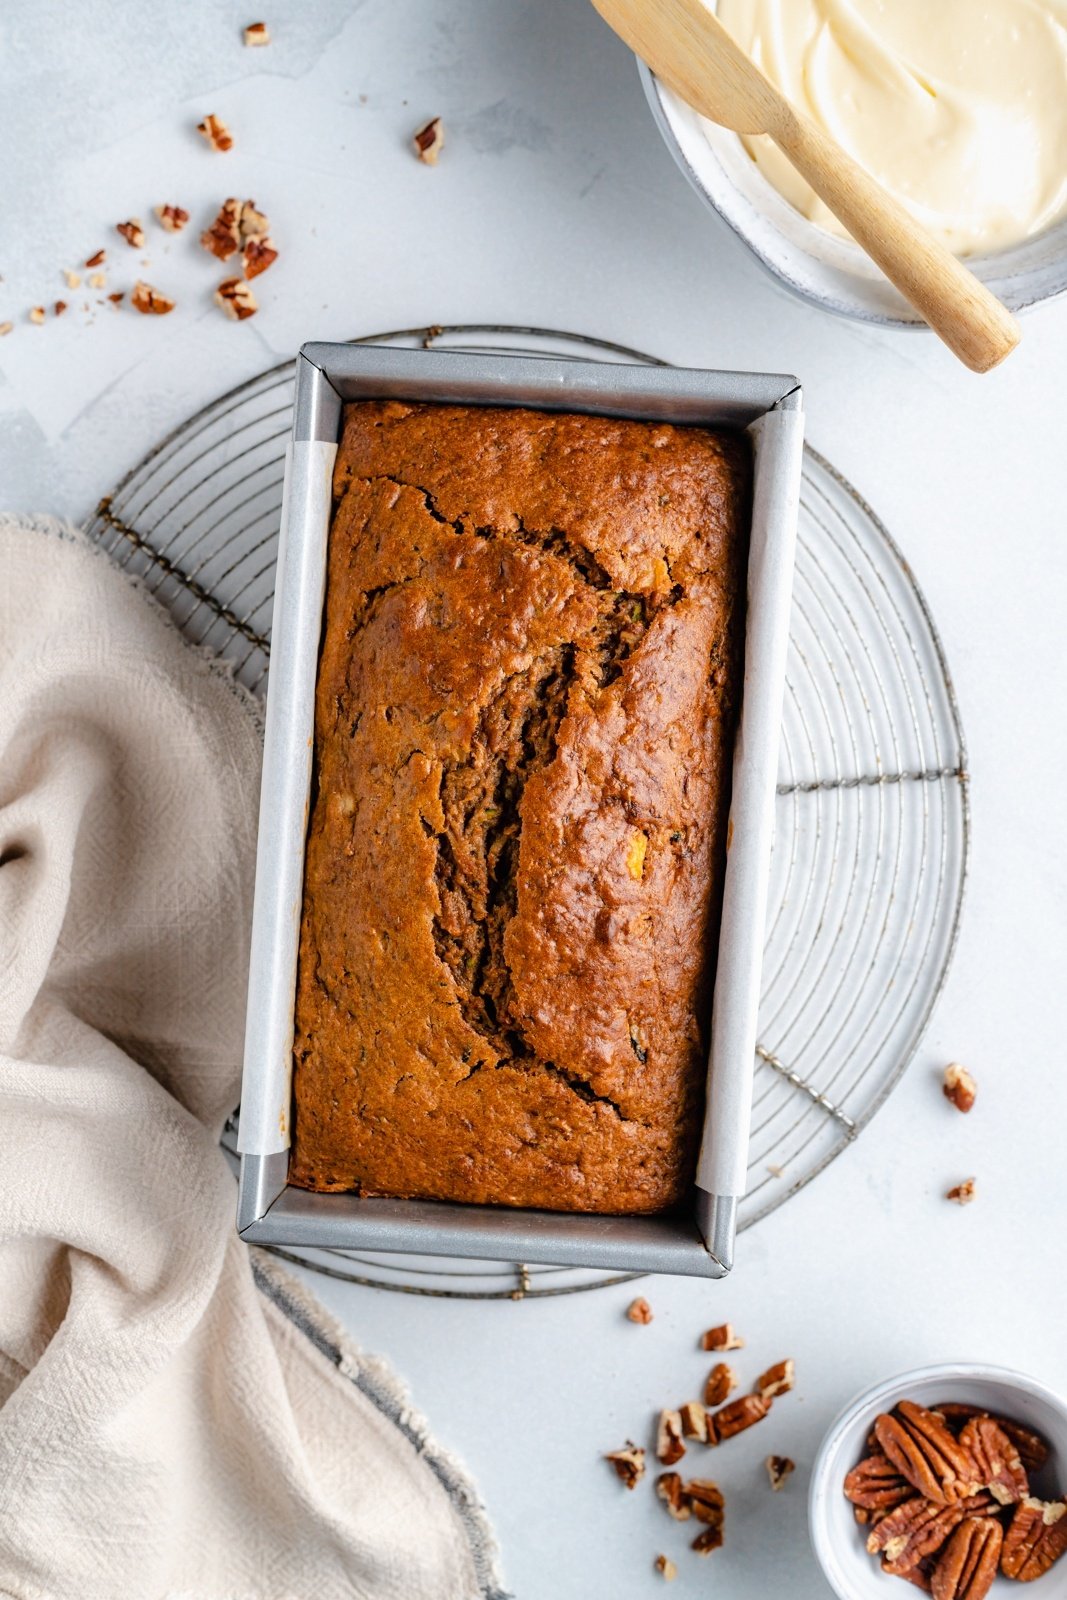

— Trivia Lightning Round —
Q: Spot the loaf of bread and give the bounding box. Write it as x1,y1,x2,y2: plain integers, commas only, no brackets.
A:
289,400,750,1213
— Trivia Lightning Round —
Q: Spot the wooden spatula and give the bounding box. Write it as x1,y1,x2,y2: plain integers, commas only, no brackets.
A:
591,0,1021,372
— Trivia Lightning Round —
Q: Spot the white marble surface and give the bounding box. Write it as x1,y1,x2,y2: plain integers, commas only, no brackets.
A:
3,3,1066,1596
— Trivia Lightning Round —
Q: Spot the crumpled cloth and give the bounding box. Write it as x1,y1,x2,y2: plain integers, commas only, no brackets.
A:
0,516,503,1600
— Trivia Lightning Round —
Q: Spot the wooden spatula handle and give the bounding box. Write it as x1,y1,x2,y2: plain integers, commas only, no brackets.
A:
771,110,1020,373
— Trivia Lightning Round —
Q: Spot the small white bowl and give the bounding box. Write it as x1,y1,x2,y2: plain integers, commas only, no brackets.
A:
809,1363,1067,1599
640,65,1067,328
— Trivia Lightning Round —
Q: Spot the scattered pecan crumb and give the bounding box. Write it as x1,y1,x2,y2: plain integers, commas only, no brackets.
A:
155,204,190,233
704,1362,736,1408
131,280,175,315
201,198,242,261
243,20,270,45
679,1401,709,1443
656,1472,690,1520
197,114,234,152
413,115,445,164
626,1296,653,1325
84,249,106,269
766,1455,795,1491
88,273,107,290
116,218,145,249
756,1359,795,1401
0,321,12,337
943,1062,976,1114
239,199,270,237
108,292,124,305
54,300,67,316
242,236,278,278
767,1163,785,1178
63,269,82,289
946,1178,976,1205
701,1324,743,1353
28,306,45,324
604,1443,645,1490
653,1554,676,1580
215,277,257,320
656,1410,686,1467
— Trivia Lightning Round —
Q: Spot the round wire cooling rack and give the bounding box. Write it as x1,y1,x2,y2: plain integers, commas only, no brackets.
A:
87,324,969,1301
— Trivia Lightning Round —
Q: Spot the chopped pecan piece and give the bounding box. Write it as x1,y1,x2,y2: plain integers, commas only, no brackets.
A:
626,1296,653,1325
947,1178,976,1205
692,1525,724,1555
116,218,145,249
653,1553,676,1580
930,1517,1002,1600
875,1402,981,1504
844,1452,914,1512
1001,1496,1067,1581
679,1401,708,1443
84,249,106,268
656,1471,690,1520
154,204,190,233
604,1442,645,1489
242,236,278,278
214,277,257,320
943,1062,976,1112
131,280,175,315
413,115,445,164
683,1479,725,1526
0,321,12,336
238,199,270,238
63,269,81,289
714,1394,770,1441
108,292,124,305
28,306,45,324
934,1405,1049,1475
201,198,242,261
88,272,107,290
756,1359,795,1400
958,1415,1027,1505
766,1455,795,1491
243,20,270,44
54,300,67,316
656,1409,686,1466
701,1323,744,1352
197,113,234,152
704,1362,736,1407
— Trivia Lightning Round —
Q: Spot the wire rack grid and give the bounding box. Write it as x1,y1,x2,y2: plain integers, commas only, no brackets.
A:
86,324,969,1300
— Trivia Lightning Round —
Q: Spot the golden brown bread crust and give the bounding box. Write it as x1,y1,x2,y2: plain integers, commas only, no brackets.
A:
289,400,750,1213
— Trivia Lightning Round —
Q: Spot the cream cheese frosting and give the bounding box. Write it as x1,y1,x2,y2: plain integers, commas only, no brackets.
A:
712,0,1067,256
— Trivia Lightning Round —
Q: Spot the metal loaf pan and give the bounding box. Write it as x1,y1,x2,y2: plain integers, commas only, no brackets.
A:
237,342,804,1278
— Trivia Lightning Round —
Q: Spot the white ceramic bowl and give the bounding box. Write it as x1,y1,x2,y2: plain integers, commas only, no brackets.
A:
810,1363,1067,1599
640,64,1067,328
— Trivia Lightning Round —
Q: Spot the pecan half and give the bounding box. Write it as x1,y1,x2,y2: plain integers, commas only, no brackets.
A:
679,1401,708,1443
683,1479,725,1527
656,1409,686,1466
867,1496,969,1576
844,1452,914,1512
934,1405,1049,1475
413,115,445,164
214,277,257,320
756,1359,795,1400
656,1471,690,1520
930,1518,1002,1600
943,1062,976,1112
604,1443,645,1489
767,1455,795,1491
654,1553,676,1580
197,113,234,152
1000,1496,1067,1581
958,1415,1028,1505
626,1296,653,1325
116,218,145,249
704,1362,736,1408
701,1324,744,1352
154,204,190,233
875,1402,980,1504
714,1394,770,1441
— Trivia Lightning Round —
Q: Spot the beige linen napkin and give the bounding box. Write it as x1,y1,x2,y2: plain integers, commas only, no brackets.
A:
0,516,503,1600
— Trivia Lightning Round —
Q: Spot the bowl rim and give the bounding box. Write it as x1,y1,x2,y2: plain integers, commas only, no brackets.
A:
640,63,1067,329
808,1361,1067,1600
